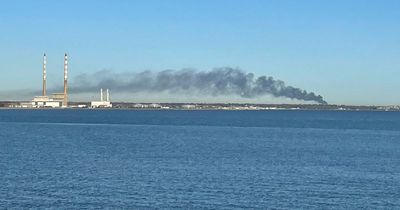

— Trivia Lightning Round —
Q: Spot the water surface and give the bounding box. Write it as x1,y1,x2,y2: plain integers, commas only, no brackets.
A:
0,110,399,209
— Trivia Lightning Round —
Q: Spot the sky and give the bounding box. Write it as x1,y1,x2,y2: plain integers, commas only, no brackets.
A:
0,0,399,105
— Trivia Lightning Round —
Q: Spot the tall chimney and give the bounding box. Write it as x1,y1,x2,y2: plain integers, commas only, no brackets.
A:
63,53,68,107
43,53,47,96
100,88,103,102
106,89,110,102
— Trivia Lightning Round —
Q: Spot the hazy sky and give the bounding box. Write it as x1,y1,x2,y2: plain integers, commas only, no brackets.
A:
0,0,399,105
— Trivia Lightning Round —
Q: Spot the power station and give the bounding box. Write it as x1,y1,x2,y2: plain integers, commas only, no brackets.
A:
29,53,113,108
31,53,69,108
91,88,112,108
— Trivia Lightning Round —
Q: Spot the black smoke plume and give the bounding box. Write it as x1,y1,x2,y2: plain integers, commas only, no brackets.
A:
70,67,327,104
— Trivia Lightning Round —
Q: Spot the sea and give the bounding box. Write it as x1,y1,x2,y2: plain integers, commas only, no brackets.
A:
0,109,399,209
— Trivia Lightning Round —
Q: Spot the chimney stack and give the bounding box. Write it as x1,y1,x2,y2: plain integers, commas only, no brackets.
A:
63,53,68,107
100,88,103,102
43,53,47,96
106,89,110,102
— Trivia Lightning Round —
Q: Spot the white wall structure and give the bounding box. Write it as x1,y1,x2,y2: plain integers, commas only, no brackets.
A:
32,96,63,108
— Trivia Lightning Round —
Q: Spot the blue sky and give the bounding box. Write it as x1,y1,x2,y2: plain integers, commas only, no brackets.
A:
0,0,399,105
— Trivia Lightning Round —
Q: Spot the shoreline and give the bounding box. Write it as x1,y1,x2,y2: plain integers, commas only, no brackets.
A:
1,101,399,112
0,107,398,112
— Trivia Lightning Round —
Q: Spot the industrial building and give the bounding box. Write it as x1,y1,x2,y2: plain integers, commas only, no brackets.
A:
31,53,69,108
91,88,112,108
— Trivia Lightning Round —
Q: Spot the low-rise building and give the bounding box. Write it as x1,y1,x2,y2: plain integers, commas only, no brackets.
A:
32,96,63,108
91,88,112,108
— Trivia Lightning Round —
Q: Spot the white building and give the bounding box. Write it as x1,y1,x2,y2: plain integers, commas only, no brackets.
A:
91,88,112,108
149,103,161,108
133,103,148,108
32,95,63,108
182,104,196,109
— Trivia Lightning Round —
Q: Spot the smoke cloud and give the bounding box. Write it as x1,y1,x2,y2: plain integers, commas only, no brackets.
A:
70,67,327,104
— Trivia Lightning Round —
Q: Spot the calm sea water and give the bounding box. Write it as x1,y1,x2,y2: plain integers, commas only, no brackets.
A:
0,109,399,209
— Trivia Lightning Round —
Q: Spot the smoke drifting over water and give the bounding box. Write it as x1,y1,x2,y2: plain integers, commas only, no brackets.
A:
71,68,327,104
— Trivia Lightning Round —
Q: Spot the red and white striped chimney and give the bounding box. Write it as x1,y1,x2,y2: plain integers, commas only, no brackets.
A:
43,53,47,96
63,53,68,107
